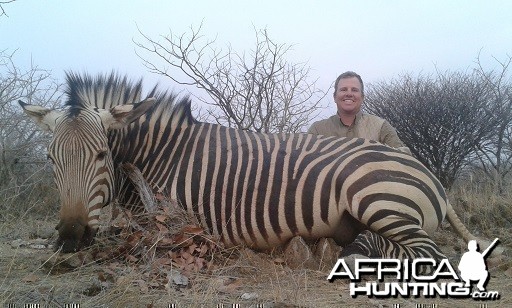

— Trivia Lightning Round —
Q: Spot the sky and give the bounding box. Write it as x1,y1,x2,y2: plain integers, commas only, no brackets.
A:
2,0,512,118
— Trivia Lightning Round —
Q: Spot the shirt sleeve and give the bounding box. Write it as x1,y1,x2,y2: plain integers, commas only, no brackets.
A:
379,121,411,154
308,122,321,135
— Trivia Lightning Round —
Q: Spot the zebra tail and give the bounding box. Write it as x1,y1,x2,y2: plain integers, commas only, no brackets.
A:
445,201,478,243
446,201,503,257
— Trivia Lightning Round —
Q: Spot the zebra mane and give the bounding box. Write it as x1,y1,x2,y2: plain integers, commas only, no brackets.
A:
63,72,197,125
65,72,143,110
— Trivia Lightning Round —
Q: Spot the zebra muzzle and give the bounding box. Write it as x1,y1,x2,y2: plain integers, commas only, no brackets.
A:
55,219,96,253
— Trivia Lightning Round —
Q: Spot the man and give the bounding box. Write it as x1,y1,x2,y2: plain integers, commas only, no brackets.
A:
308,71,409,153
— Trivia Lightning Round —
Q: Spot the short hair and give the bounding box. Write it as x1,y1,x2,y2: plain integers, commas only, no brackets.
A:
333,71,364,96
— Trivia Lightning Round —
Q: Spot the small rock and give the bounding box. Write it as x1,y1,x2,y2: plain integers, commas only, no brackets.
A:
11,238,52,250
487,255,508,271
34,227,56,239
11,239,28,248
504,266,512,278
29,238,51,249
168,271,189,286
283,236,317,269
240,292,258,300
313,238,340,271
29,244,47,250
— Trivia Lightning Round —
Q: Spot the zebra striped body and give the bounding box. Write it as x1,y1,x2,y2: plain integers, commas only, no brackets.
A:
116,117,443,249
21,73,476,261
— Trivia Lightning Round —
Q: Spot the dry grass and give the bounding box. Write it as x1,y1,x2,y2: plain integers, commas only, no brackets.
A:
449,179,512,248
1,171,511,307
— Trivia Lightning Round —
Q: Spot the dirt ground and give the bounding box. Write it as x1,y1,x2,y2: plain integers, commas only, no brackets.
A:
1,215,511,308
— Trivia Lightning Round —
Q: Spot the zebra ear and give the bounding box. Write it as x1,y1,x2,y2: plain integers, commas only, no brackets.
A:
105,97,155,130
18,100,63,132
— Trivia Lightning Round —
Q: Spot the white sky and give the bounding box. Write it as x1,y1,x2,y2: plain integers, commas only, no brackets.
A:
2,0,512,117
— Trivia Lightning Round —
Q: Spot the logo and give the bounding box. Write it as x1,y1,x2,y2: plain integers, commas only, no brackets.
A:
327,238,500,301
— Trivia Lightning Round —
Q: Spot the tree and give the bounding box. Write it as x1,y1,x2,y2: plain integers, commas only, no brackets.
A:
473,54,512,193
364,71,496,188
134,24,327,133
0,50,62,186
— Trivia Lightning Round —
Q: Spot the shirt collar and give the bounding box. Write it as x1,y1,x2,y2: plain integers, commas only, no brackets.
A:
338,111,363,127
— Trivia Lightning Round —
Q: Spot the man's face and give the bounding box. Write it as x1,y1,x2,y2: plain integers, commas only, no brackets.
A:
334,76,364,115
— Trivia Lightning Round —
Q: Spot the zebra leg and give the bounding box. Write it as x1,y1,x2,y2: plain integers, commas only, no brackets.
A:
341,227,447,262
340,227,447,275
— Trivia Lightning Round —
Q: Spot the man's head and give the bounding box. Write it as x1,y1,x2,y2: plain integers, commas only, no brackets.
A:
333,71,365,116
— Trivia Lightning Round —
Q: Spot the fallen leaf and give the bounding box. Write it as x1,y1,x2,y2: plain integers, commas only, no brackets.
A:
156,222,169,233
182,251,194,264
155,214,167,223
183,225,203,235
126,255,139,262
126,231,143,246
218,278,243,293
187,244,198,254
154,257,173,266
172,233,193,247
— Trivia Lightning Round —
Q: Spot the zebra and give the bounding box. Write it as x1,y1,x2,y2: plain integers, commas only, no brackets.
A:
20,72,478,265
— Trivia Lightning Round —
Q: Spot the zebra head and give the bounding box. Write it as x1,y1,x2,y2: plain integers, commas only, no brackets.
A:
19,98,154,252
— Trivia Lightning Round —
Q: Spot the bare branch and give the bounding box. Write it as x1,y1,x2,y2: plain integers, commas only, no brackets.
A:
135,24,327,133
0,0,16,18
0,50,63,188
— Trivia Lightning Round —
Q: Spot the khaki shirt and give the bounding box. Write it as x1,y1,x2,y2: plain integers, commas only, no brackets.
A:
308,113,409,151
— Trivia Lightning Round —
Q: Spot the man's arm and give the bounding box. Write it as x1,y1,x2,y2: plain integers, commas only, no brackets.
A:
307,122,320,134
380,121,411,154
